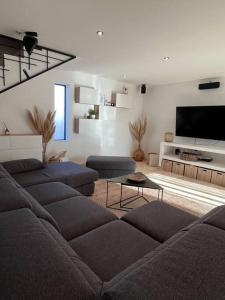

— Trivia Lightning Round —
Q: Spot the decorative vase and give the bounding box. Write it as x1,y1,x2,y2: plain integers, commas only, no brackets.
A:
164,132,174,143
133,145,145,161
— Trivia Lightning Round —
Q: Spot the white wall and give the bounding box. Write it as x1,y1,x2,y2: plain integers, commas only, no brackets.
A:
143,78,225,154
0,70,144,163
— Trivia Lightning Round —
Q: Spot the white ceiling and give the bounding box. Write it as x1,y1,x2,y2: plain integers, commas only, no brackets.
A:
1,0,225,85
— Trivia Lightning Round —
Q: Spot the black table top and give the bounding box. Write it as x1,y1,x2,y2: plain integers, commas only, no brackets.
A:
107,172,163,190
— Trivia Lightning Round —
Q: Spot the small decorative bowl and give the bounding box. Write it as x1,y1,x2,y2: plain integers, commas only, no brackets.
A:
127,173,146,183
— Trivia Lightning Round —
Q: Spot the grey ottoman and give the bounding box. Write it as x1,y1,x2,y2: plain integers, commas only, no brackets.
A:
86,156,136,179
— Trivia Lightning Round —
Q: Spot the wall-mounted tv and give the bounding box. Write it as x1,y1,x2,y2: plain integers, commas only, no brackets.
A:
176,106,225,141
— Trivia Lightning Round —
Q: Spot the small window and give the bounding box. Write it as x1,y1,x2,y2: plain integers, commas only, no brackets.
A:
54,84,69,141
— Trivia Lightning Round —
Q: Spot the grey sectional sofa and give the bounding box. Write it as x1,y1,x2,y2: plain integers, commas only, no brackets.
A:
1,158,225,299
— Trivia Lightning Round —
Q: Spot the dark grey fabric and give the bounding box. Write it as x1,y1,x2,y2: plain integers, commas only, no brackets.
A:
96,169,133,179
102,224,225,300
75,182,95,196
0,208,102,300
44,162,99,188
13,162,98,195
12,169,54,187
70,220,160,281
22,188,59,231
41,219,102,293
26,182,81,205
45,196,117,240
203,205,225,231
0,164,12,178
122,201,198,242
2,158,43,174
86,156,136,171
0,177,32,212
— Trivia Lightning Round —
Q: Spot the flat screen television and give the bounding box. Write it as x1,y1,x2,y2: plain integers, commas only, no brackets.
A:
176,106,225,141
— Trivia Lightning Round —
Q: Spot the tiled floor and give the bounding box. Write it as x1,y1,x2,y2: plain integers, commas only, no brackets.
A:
90,161,225,218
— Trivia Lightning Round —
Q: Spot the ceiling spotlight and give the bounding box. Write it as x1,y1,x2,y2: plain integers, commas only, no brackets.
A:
23,32,38,55
96,30,104,36
163,56,170,61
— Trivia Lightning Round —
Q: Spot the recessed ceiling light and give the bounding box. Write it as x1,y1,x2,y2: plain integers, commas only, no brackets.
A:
163,56,170,61
97,30,104,36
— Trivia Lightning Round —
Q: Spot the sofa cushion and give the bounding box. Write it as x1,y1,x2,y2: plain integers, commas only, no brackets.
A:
44,162,99,188
12,162,98,190
22,189,59,231
25,182,81,205
0,177,32,212
70,220,160,281
86,156,136,171
122,201,198,242
0,208,101,300
2,158,43,174
12,169,53,187
45,196,117,240
202,204,225,231
101,224,225,300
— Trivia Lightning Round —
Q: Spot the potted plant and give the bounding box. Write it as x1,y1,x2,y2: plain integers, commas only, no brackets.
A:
88,108,96,119
129,118,147,161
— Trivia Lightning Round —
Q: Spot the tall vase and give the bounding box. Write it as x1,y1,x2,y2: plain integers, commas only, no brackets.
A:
42,142,47,164
133,143,145,161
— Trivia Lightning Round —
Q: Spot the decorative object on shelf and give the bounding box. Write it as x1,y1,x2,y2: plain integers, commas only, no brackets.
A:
2,122,10,135
129,118,147,161
27,106,56,163
127,172,146,183
88,108,96,119
48,150,67,163
164,132,174,142
123,86,128,94
179,151,199,162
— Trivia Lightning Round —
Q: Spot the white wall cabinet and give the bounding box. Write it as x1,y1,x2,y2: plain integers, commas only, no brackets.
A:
75,86,99,104
111,93,131,108
0,135,42,162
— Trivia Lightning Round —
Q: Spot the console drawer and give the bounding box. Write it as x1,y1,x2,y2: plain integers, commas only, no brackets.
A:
161,159,173,172
184,165,198,179
211,171,225,187
197,168,212,183
172,162,185,175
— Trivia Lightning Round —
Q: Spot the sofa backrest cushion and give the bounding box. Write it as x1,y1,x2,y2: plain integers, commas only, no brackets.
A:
0,177,32,212
21,188,60,231
102,224,225,300
0,208,102,300
2,158,44,174
0,164,59,231
202,204,225,231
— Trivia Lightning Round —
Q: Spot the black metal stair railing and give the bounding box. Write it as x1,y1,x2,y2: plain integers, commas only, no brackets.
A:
0,34,76,94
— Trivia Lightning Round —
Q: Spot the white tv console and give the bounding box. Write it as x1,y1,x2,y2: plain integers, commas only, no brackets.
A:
159,142,225,173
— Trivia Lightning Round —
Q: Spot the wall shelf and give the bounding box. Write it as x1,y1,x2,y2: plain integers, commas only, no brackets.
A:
111,92,131,108
75,86,99,105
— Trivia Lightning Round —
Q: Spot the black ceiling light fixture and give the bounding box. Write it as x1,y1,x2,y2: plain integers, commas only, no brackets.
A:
23,32,38,55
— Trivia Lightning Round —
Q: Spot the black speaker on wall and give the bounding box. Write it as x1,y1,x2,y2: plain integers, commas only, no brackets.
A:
198,82,220,90
141,84,146,94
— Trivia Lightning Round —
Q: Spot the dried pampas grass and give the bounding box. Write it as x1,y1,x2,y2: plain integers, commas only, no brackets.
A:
129,118,147,161
129,118,147,143
28,106,56,163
